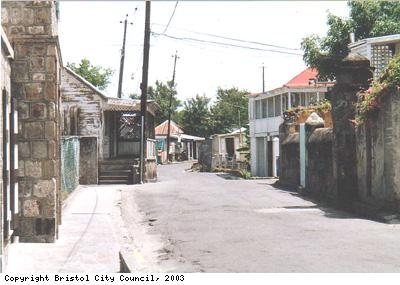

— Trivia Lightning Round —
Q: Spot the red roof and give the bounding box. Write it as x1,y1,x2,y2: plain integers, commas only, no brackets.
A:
284,68,318,87
155,120,184,136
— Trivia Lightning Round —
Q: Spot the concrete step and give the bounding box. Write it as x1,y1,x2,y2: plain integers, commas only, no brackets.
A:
98,180,129,185
99,170,131,175
100,159,138,165
98,159,140,185
99,175,129,180
99,165,132,171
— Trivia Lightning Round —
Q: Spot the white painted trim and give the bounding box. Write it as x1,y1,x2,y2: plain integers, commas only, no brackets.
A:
1,26,14,59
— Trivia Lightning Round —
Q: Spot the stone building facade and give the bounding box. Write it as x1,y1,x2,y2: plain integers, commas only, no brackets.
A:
1,1,62,243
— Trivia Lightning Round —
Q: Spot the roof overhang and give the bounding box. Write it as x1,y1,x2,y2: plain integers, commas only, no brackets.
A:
103,98,160,116
349,34,400,49
156,133,205,141
250,84,334,100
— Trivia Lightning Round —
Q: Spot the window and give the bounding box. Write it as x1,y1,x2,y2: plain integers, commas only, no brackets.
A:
262,99,268,118
267,97,274,117
282,94,288,111
255,100,262,119
291,93,300,108
307,93,317,105
69,106,80,135
118,112,141,140
372,44,394,78
274,95,282,116
300,93,306,106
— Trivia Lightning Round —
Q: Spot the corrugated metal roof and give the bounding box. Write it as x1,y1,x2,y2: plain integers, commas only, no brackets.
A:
284,68,318,87
104,98,140,111
155,120,184,135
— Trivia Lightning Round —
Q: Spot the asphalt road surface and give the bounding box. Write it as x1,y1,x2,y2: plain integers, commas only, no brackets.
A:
119,162,400,273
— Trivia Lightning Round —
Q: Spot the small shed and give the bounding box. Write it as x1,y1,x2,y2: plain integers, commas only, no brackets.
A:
155,120,204,163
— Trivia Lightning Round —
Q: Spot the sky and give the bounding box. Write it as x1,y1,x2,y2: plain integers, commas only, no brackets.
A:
58,1,350,102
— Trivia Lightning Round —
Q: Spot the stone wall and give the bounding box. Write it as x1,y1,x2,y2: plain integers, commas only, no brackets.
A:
279,54,391,212
306,127,334,201
356,89,400,211
279,123,300,188
2,1,61,242
198,139,212,172
79,136,98,184
330,53,372,208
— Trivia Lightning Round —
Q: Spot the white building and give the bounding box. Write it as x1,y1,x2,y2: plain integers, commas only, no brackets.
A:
248,68,333,177
349,34,400,78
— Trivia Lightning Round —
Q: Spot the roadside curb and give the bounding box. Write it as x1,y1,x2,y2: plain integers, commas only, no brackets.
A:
119,249,133,273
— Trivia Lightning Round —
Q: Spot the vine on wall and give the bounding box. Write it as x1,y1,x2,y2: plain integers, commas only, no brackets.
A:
355,55,400,125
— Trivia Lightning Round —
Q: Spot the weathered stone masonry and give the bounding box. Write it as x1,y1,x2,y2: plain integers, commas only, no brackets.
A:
2,1,61,242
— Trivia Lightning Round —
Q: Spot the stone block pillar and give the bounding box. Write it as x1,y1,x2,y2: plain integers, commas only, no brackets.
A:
331,53,372,208
79,137,98,185
2,1,61,242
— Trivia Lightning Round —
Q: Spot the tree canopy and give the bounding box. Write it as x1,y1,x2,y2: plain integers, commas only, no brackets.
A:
147,80,181,125
211,87,249,134
301,1,400,80
67,58,114,90
175,87,249,138
179,95,213,138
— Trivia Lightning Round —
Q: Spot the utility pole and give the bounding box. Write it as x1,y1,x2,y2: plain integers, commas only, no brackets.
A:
139,0,151,183
238,109,242,146
117,14,133,98
262,63,265,94
166,51,179,162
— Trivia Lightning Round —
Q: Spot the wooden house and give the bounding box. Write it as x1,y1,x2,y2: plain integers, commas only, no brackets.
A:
61,66,159,183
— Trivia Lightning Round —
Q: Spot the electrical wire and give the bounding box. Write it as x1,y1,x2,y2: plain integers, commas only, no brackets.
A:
152,23,300,51
151,32,303,56
161,1,179,35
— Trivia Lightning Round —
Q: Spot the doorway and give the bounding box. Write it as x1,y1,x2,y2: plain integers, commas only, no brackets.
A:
225,137,235,158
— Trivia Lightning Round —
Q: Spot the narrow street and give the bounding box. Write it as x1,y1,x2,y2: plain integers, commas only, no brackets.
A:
120,162,400,273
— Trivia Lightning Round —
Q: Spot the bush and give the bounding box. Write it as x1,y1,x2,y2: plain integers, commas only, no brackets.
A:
356,55,400,125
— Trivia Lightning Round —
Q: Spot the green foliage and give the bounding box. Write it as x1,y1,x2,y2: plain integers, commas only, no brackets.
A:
301,13,352,80
128,92,140,100
283,99,332,122
241,170,252,180
179,95,213,137
210,87,249,134
380,54,400,87
356,55,400,125
175,87,249,138
67,58,114,90
147,80,182,125
301,1,400,80
349,1,400,39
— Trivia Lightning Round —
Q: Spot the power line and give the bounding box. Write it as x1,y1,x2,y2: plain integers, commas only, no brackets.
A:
161,1,179,35
151,32,303,56
152,23,300,51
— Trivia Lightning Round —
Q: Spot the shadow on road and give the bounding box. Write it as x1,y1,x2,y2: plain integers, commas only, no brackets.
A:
271,181,378,222
216,173,243,180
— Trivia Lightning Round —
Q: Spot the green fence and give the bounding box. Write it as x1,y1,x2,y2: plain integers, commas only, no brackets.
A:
61,136,80,193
